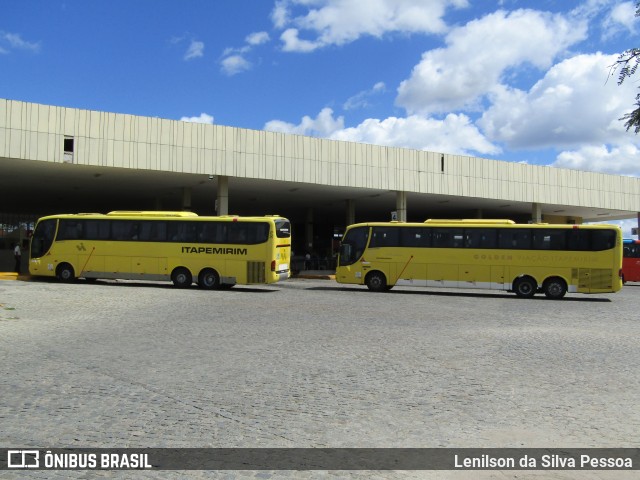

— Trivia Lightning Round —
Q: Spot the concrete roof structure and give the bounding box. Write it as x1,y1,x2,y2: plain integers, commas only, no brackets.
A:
1,98,639,226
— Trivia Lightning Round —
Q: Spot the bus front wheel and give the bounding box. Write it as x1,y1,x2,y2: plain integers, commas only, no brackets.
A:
543,277,567,300
56,263,75,282
513,276,537,298
198,269,220,289
365,271,388,292
171,268,193,288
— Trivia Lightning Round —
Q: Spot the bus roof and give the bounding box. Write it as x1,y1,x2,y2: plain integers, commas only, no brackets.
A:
346,220,621,230
36,212,287,222
107,211,198,217
424,219,515,224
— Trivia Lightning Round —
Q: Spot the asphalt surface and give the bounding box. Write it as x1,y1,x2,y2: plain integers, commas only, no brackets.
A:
1,277,639,479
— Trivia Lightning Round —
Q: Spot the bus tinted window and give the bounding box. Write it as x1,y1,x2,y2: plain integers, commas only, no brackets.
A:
339,226,369,265
57,220,83,240
431,228,464,248
625,244,640,258
465,228,498,249
275,219,291,238
566,229,590,251
167,221,197,242
370,227,400,247
111,221,138,241
498,229,531,249
591,230,617,251
31,219,57,258
84,220,110,240
138,221,167,242
401,227,431,247
532,229,566,250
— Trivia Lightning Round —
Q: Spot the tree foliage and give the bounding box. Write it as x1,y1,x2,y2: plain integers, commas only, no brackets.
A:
614,2,640,133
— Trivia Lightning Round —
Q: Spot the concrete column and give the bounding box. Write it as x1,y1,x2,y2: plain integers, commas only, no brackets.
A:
346,199,356,226
395,191,407,222
305,208,314,251
216,176,229,215
181,187,192,211
532,203,542,223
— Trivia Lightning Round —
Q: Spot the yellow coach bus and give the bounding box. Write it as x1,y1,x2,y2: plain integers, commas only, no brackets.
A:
29,211,291,288
336,219,623,299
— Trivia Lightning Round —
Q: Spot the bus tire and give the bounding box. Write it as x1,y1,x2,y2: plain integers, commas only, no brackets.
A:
513,276,536,298
56,263,75,282
543,277,567,300
171,267,192,288
365,271,388,292
198,268,220,289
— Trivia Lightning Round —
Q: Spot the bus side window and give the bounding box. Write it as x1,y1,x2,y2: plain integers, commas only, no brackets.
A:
58,220,83,240
498,229,531,249
591,230,616,251
370,227,400,247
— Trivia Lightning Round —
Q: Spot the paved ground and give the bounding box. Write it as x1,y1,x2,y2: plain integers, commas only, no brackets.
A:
0,277,639,479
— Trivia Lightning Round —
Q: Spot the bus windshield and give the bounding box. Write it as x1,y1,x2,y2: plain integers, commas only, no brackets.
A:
339,226,369,266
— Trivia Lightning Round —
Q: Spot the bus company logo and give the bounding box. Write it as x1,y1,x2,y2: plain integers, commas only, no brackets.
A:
76,243,87,252
7,450,39,468
181,246,248,255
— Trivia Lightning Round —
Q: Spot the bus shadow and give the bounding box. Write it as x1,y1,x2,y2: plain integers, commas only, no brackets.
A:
30,278,279,293
308,286,612,302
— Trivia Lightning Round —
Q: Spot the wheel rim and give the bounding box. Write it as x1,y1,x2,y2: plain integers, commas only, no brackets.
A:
519,282,532,294
548,283,562,296
204,273,215,287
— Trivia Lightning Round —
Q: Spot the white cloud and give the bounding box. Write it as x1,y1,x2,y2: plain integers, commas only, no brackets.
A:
0,32,40,53
330,113,500,155
478,53,640,149
220,33,268,76
396,9,587,114
553,143,640,177
221,55,252,75
246,31,270,45
274,0,469,52
343,82,386,110
180,113,215,124
265,108,499,155
184,40,204,60
602,1,638,37
265,107,345,137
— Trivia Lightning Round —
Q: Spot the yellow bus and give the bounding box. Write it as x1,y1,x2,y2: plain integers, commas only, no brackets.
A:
29,211,291,288
336,219,623,299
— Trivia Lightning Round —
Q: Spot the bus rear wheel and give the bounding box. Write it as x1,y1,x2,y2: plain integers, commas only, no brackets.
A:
198,269,220,289
56,263,75,282
365,271,388,292
543,277,567,300
171,267,192,288
513,276,537,298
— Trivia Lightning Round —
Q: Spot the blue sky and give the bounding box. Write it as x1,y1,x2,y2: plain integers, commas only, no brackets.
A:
1,1,639,229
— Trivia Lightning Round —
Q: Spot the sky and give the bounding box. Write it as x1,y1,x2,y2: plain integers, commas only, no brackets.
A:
1,0,639,232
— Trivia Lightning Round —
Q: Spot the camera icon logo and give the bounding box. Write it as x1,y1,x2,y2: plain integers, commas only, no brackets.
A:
7,450,40,468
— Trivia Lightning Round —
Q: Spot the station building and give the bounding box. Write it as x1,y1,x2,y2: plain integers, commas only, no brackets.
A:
1,98,639,269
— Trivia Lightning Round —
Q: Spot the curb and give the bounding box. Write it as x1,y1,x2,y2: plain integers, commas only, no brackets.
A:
0,273,32,281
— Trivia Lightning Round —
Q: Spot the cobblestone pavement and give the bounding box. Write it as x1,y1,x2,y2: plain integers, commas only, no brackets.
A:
1,278,639,479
